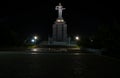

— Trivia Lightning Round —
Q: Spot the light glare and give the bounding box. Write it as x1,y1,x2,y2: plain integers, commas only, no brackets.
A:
34,36,38,40
31,48,38,51
75,36,79,40
31,39,35,43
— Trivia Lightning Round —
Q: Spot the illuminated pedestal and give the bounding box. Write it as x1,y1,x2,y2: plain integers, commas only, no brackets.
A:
52,18,67,42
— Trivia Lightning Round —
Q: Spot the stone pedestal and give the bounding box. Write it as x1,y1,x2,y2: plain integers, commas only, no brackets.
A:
52,18,67,42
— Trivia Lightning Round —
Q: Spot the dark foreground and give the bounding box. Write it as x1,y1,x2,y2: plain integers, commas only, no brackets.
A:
0,51,120,78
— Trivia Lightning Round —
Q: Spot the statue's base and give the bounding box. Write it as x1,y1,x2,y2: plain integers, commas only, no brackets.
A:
37,41,80,51
40,41,77,47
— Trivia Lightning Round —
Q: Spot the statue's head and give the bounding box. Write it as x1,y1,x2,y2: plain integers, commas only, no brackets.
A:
59,3,62,6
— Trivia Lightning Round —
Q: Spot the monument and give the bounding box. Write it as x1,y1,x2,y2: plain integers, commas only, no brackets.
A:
49,3,68,45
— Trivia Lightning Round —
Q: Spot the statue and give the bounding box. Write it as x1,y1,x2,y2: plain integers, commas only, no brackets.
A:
55,3,65,18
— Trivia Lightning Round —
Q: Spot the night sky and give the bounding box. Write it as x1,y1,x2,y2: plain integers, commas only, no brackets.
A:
0,0,119,45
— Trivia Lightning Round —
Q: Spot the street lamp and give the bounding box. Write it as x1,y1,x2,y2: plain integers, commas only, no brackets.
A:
34,36,38,40
31,39,35,43
75,36,80,46
33,35,39,46
75,36,80,41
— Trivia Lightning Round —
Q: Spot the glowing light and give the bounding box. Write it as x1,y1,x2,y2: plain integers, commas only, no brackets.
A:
57,19,64,22
31,39,35,43
61,20,64,22
31,48,38,51
57,19,61,22
75,36,80,40
34,36,38,40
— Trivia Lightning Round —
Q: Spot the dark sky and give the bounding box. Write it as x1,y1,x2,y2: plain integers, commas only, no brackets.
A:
0,0,119,41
